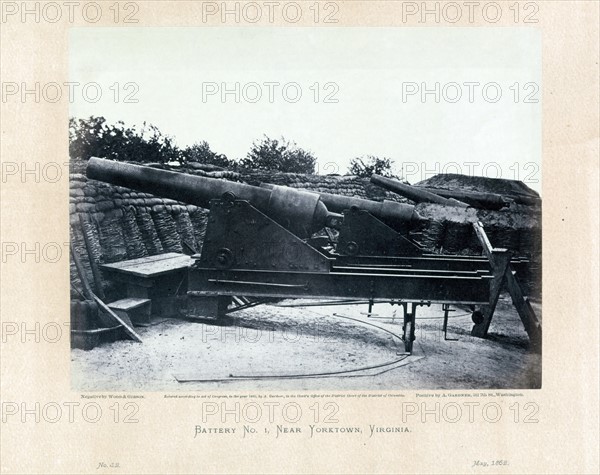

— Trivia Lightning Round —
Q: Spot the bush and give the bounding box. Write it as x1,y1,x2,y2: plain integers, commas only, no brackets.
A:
69,116,181,164
239,135,317,174
182,141,231,168
348,155,397,178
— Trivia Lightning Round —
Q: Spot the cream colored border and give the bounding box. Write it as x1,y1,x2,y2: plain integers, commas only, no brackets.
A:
1,1,598,473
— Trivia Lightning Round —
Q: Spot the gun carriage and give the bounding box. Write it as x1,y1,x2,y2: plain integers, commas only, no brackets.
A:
87,157,541,353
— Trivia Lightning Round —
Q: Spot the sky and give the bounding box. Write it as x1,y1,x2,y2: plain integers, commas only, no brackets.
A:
69,27,541,192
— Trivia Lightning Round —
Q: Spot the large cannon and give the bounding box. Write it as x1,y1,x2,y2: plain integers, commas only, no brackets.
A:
88,157,339,238
88,158,422,238
86,158,540,352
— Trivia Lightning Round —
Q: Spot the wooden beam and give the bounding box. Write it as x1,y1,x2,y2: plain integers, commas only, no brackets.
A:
471,222,542,349
505,270,542,348
471,249,510,338
472,221,494,260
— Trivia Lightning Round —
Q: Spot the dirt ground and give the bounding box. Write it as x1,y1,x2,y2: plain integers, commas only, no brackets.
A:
71,294,542,392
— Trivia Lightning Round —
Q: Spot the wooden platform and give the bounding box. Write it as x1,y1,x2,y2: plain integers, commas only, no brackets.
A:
101,253,192,278
101,253,192,317
108,297,152,326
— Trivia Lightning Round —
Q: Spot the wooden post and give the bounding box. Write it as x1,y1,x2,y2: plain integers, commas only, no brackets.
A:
505,269,542,349
471,222,542,349
70,243,143,343
473,221,494,260
471,249,510,338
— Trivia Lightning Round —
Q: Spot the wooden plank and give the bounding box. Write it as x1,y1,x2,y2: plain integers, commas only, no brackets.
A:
108,298,151,311
92,294,143,343
114,257,191,278
101,253,185,271
107,255,190,271
472,221,494,260
120,255,190,271
102,255,192,278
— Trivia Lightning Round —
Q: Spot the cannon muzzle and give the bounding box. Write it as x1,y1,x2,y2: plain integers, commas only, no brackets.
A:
86,157,340,238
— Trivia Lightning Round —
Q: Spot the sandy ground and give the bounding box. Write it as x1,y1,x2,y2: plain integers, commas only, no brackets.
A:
71,294,541,392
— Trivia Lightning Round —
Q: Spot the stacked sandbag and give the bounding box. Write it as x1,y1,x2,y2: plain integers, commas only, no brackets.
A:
70,163,542,301
173,206,198,252
135,207,164,255
96,210,128,263
189,208,210,252
151,207,183,253
70,166,231,302
121,207,148,259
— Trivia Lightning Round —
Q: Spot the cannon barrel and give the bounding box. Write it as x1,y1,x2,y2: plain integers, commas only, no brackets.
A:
86,157,340,238
260,184,423,228
416,187,508,210
317,192,422,224
370,174,469,208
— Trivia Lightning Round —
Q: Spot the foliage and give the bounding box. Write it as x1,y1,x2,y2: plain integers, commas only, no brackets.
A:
183,141,231,168
69,116,181,164
239,135,317,174
348,155,397,178
70,117,319,174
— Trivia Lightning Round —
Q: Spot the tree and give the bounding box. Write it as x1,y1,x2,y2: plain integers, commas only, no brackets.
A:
182,141,231,168
240,135,317,174
69,116,181,164
348,155,397,178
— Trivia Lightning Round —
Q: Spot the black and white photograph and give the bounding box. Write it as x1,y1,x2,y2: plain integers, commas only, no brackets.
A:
2,2,599,474
68,27,542,391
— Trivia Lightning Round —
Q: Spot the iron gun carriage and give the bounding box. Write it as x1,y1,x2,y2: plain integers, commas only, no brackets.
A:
87,157,541,352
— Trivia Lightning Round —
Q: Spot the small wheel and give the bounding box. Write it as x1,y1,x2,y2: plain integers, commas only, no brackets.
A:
345,241,359,256
214,248,234,269
471,309,484,325
221,191,237,203
403,320,414,353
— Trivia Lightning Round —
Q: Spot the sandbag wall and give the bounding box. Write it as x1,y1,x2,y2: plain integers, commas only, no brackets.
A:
70,173,209,301
70,165,542,301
